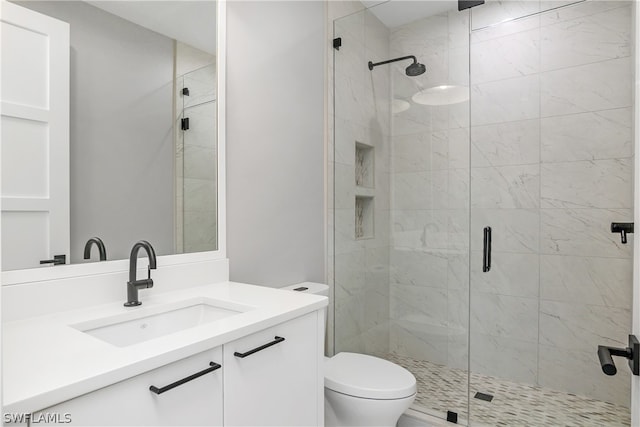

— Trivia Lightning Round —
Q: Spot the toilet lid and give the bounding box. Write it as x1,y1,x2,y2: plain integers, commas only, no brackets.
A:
325,353,417,399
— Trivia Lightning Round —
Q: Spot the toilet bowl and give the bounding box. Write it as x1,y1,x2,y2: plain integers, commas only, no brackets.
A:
324,352,416,427
280,283,417,427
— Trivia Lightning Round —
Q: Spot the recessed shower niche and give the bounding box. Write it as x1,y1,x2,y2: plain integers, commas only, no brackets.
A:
354,142,374,240
354,142,374,188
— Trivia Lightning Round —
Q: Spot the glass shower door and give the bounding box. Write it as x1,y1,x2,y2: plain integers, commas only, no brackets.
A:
468,1,633,424
177,64,218,253
332,5,473,424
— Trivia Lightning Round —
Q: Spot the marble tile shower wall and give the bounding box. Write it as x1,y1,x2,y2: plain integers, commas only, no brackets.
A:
386,0,632,407
333,9,392,357
388,9,471,379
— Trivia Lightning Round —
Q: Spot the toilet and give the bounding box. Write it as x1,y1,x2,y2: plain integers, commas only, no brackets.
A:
281,283,416,427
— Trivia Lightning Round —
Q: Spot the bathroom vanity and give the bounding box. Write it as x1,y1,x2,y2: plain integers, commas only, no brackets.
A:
3,275,327,426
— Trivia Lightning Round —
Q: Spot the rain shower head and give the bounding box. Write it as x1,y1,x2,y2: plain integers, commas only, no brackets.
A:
368,55,426,77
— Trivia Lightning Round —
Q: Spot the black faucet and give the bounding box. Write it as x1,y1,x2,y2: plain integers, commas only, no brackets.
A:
124,240,157,307
83,237,107,261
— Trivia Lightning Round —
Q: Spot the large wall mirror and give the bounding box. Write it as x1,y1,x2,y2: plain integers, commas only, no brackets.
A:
1,0,219,271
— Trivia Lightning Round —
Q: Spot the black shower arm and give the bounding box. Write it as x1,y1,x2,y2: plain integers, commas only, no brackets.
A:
368,55,417,70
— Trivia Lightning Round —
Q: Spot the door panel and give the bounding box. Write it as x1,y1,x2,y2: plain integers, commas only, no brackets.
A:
469,1,634,424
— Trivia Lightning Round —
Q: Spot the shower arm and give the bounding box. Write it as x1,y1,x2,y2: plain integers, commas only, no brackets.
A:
368,55,417,70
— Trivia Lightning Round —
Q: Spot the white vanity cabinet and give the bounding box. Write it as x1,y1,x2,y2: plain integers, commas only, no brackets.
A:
33,347,223,426
27,310,325,427
223,311,321,426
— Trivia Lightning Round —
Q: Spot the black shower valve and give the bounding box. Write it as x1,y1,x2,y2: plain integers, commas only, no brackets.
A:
611,222,634,244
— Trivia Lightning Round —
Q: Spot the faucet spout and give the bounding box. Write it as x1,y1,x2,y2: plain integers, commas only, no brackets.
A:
83,237,107,261
124,240,157,307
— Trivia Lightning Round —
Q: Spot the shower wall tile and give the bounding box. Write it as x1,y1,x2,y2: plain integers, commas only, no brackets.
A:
392,172,432,210
333,163,355,210
470,208,540,253
334,208,363,255
470,333,538,384
448,208,470,250
471,74,540,126
391,209,449,250
470,251,539,298
448,128,470,169
335,290,367,340
335,38,366,84
448,168,470,210
471,119,540,167
362,323,390,358
393,104,437,136
183,210,216,253
448,253,470,291
540,208,633,258
449,46,470,87
391,284,449,324
390,248,448,287
183,178,216,212
182,64,216,108
538,344,630,406
540,57,632,117
470,28,540,84
539,300,631,352
471,165,540,209
540,255,632,309
183,146,216,181
539,0,631,27
540,159,633,209
449,102,470,129
471,13,540,43
540,5,630,71
365,10,391,59
389,320,449,365
333,8,365,46
471,0,541,31
335,249,366,298
470,291,539,342
334,118,363,166
392,132,433,173
541,108,632,162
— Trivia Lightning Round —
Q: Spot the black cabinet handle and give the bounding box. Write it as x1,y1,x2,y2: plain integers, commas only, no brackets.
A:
234,336,285,358
149,362,221,395
483,226,491,272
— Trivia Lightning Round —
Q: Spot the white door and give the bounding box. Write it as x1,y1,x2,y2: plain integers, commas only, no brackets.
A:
0,1,70,270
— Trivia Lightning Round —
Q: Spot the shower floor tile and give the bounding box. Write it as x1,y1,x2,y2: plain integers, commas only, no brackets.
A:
388,353,630,426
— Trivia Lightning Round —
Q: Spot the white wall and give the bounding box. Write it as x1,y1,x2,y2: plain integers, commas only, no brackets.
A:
226,1,325,287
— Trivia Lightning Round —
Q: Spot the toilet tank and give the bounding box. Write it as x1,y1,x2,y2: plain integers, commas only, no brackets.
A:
280,282,329,297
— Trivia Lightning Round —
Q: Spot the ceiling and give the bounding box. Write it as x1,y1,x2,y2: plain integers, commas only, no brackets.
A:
363,0,459,28
88,1,216,54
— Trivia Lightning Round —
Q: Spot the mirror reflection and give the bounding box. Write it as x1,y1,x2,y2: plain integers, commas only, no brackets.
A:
1,0,218,271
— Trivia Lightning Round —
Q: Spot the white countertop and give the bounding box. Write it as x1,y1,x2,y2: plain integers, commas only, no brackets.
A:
3,281,328,414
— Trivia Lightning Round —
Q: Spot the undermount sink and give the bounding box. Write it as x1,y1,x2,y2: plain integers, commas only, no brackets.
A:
71,298,250,347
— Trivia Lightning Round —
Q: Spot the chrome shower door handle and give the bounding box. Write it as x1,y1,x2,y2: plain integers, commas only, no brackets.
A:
483,226,491,273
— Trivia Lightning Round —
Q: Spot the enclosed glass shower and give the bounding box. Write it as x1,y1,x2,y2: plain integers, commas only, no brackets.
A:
331,1,633,424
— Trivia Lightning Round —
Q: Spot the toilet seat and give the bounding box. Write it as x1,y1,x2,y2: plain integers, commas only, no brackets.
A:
325,352,416,400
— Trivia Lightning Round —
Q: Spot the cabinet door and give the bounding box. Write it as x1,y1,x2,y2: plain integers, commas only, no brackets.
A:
33,347,223,426
223,312,321,427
